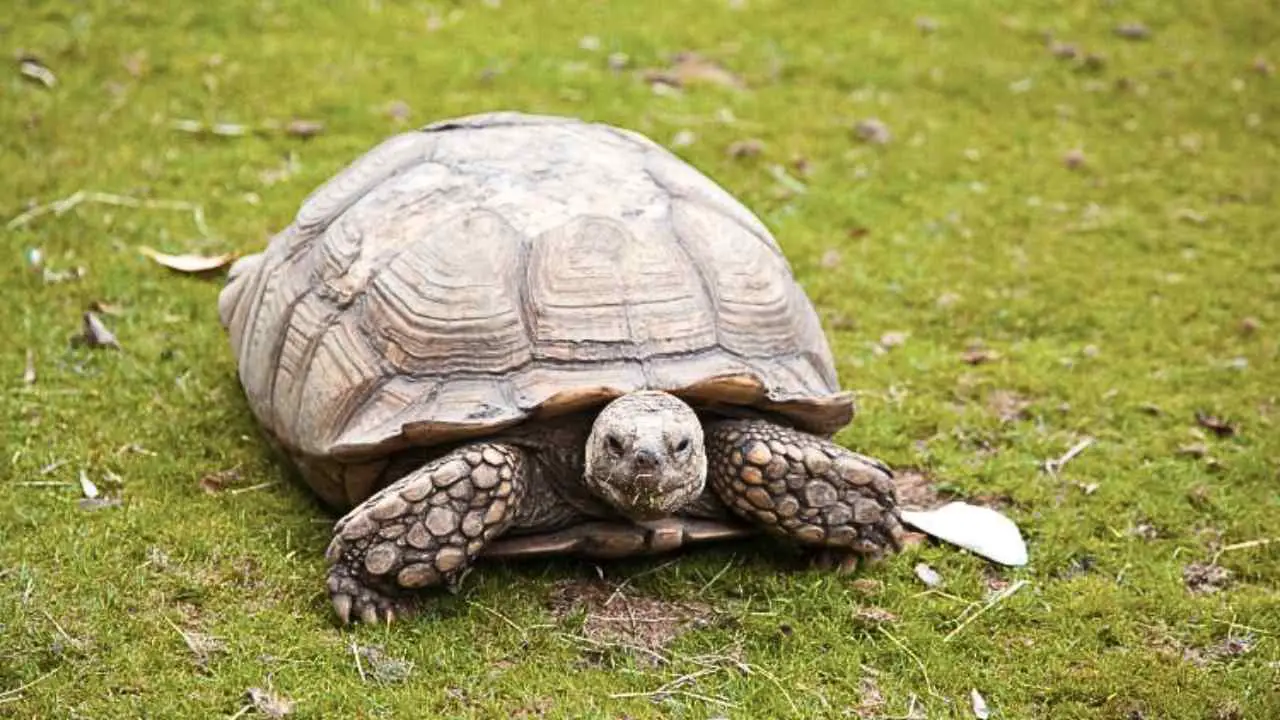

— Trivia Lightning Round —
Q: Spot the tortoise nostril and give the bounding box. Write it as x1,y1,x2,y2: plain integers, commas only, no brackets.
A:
633,448,660,470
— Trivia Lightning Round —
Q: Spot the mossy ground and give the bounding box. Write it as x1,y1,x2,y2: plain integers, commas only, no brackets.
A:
3,1,1278,717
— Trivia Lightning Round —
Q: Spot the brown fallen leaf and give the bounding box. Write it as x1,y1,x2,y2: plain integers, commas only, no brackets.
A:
198,468,241,494
1194,411,1236,437
1114,22,1151,40
19,57,57,88
853,118,892,145
247,687,295,718
962,348,1000,365
285,119,324,138
642,51,746,90
852,606,898,625
79,312,121,349
1049,41,1080,60
726,138,764,159
987,389,1031,423
138,246,235,274
878,331,910,350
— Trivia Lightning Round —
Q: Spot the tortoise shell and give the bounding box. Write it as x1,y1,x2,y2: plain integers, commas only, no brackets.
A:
218,111,852,467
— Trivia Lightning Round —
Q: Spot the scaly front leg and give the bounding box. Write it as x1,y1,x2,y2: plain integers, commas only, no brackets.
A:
324,442,525,625
703,419,904,570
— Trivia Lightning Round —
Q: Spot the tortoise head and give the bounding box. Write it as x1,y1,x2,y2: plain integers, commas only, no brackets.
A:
583,391,707,521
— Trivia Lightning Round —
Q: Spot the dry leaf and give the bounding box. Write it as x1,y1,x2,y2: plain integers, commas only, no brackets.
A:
854,118,892,145
727,138,764,159
1114,22,1151,40
1195,411,1236,437
962,348,1000,365
1049,41,1080,60
852,606,898,625
987,389,1031,422
80,312,121,349
642,51,746,90
19,58,57,88
878,331,910,350
138,246,235,274
285,119,324,138
247,687,295,718
198,468,241,494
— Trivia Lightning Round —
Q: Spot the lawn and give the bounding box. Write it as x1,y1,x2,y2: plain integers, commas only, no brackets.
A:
3,0,1278,717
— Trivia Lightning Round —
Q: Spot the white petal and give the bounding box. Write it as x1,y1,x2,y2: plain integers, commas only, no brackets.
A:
899,502,1029,566
971,688,990,719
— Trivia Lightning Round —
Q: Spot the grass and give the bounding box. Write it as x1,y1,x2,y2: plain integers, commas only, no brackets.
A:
2,0,1278,717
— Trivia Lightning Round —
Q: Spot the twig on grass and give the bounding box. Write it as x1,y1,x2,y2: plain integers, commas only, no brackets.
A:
350,641,366,683
876,625,938,699
1042,437,1095,476
1211,537,1275,564
228,481,280,495
6,190,213,239
697,555,737,595
943,579,1029,642
0,666,61,703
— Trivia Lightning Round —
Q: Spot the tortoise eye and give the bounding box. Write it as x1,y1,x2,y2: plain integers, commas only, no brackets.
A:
673,437,691,453
606,434,625,455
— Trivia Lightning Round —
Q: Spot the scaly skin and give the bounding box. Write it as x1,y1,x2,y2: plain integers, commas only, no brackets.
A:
703,419,905,566
324,442,525,625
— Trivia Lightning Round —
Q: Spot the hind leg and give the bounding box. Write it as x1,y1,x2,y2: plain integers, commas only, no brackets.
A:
324,442,525,625
703,419,904,569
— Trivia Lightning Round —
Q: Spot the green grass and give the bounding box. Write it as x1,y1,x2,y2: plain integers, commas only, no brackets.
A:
3,0,1278,717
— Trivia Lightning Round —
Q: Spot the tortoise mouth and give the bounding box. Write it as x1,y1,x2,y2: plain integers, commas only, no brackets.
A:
596,471,704,521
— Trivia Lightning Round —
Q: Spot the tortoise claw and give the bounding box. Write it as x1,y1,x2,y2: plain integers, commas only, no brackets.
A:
332,593,353,625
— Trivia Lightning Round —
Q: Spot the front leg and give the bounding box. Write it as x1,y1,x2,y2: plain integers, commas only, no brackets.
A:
704,419,904,569
324,442,525,625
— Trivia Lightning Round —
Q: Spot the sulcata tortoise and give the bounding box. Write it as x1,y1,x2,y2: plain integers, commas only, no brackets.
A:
218,111,904,625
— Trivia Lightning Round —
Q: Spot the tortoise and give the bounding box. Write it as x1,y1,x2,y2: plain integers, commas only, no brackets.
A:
217,111,904,625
